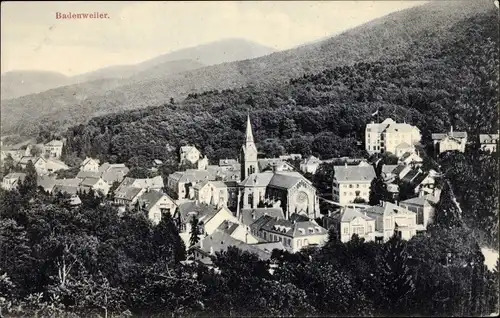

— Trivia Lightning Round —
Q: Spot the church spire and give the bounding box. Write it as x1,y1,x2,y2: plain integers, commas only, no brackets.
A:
245,114,254,144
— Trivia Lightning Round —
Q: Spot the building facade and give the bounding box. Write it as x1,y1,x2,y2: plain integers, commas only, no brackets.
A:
332,164,376,205
365,118,421,155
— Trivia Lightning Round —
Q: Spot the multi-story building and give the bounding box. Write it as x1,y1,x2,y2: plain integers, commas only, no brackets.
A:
193,180,228,208
44,140,64,159
365,118,421,155
250,215,328,253
80,157,100,172
332,163,376,205
399,194,439,229
364,201,418,242
1,172,26,190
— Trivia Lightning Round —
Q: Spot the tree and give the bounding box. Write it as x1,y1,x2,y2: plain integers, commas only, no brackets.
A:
19,160,38,197
189,216,201,249
327,226,339,243
429,181,463,230
375,235,415,314
353,197,367,204
369,177,390,205
153,212,186,263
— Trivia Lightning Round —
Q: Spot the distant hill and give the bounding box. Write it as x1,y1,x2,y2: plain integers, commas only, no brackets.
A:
1,71,70,100
1,0,496,137
0,38,275,101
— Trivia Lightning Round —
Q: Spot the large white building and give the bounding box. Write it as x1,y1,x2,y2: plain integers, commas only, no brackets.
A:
431,127,467,154
365,118,421,156
332,163,376,205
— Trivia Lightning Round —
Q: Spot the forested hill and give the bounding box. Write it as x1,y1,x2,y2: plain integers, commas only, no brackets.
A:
1,0,495,138
63,5,499,167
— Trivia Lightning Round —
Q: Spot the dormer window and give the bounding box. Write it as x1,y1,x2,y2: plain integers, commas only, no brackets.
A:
315,226,321,233
308,228,314,234
298,228,305,234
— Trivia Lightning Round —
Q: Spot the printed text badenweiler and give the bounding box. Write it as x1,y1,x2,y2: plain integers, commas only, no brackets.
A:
56,12,109,19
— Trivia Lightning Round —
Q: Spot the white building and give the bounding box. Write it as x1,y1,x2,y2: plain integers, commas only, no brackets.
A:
1,173,26,190
300,155,321,174
80,157,100,172
339,207,378,243
432,127,467,154
193,180,228,207
365,118,421,155
365,201,418,242
332,163,376,205
44,140,64,159
479,134,498,153
399,194,439,229
137,190,177,225
250,215,328,253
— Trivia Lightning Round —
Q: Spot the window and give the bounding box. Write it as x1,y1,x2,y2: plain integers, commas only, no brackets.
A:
356,184,360,188
297,240,302,247
353,227,364,235
349,184,353,188
304,239,309,246
344,227,348,234
343,192,347,196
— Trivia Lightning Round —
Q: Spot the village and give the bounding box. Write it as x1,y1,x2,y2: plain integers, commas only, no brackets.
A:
1,116,498,267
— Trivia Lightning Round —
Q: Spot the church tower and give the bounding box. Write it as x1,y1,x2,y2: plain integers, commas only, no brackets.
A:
240,115,259,181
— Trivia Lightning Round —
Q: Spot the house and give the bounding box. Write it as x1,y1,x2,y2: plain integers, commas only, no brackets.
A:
479,134,498,153
432,127,467,154
206,164,241,182
240,207,285,228
174,201,239,248
399,194,439,230
191,230,279,266
216,220,261,244
399,151,423,166
250,215,328,253
152,159,163,167
24,143,46,157
80,157,100,172
79,177,110,196
18,156,47,175
98,163,129,185
167,170,214,199
219,159,239,167
114,186,146,207
193,180,228,207
257,158,295,173
180,145,201,165
136,190,177,225
45,159,69,173
1,172,26,190
44,140,64,159
0,150,24,163
365,118,421,155
332,163,376,205
300,155,321,174
224,181,240,209
52,185,82,207
337,207,379,243
120,176,164,191
364,201,418,242
37,176,57,194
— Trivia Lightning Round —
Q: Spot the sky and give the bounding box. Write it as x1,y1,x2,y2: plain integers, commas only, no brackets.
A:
1,1,428,76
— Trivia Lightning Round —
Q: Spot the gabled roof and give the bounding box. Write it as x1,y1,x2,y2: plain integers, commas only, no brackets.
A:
4,172,26,180
289,213,310,223
341,207,374,222
137,190,174,210
382,165,398,174
400,152,422,162
401,168,422,183
76,171,102,179
268,172,306,190
168,170,212,184
302,155,321,165
18,156,44,165
196,230,272,260
217,220,240,236
180,146,199,155
240,207,284,227
80,157,99,167
98,162,128,173
114,185,144,201
53,185,79,195
132,176,164,189
395,142,412,149
334,165,376,183
479,134,499,144
45,139,64,147
37,176,56,191
431,131,467,140
400,194,438,207
55,178,82,187
176,201,222,224
80,177,102,187
239,171,274,187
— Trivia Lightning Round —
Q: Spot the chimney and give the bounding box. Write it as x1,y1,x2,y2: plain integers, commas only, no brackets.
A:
345,162,347,168
450,126,453,134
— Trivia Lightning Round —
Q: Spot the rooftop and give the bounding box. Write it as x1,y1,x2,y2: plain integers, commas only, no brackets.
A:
341,207,374,223
334,165,376,182
240,207,284,227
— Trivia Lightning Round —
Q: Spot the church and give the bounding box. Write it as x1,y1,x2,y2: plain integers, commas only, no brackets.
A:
237,116,320,220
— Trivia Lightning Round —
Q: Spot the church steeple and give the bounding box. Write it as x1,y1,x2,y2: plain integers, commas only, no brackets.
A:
245,114,255,144
240,115,259,181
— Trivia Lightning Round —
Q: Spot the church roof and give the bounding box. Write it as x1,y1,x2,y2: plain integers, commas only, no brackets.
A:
268,172,305,190
245,115,255,144
240,171,274,187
